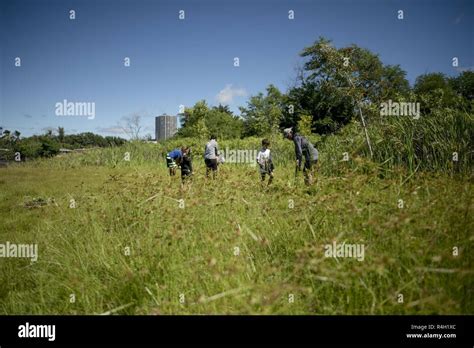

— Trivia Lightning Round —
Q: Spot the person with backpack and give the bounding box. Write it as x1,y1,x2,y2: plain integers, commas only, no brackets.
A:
166,147,182,176
204,134,219,179
283,127,318,186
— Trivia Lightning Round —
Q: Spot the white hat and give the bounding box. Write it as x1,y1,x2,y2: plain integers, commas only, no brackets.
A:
283,128,293,138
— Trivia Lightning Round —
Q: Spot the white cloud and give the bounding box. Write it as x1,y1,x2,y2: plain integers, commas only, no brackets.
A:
215,84,247,105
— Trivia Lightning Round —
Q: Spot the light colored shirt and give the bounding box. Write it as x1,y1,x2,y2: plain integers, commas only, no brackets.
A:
256,148,272,173
204,139,219,159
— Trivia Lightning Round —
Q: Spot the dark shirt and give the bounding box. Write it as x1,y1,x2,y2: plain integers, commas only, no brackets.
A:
181,154,193,175
293,134,318,167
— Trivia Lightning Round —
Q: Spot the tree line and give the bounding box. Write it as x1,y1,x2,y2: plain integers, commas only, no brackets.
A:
2,36,472,162
178,37,473,139
0,127,126,161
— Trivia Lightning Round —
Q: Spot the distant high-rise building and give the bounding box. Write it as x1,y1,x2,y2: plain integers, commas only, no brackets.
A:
155,114,177,141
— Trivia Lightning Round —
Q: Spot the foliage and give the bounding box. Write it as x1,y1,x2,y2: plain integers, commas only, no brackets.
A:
0,130,126,161
449,71,474,101
178,101,243,139
296,114,313,136
239,85,284,136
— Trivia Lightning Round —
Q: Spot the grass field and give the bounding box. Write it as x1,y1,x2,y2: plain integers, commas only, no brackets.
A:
0,144,472,315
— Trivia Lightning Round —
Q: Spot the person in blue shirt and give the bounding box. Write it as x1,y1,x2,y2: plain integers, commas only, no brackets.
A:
166,148,182,176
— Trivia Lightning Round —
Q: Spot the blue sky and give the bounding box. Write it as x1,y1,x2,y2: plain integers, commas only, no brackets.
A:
0,0,472,138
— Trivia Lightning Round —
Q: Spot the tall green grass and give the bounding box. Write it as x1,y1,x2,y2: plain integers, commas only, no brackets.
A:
367,108,473,174
0,160,472,314
1,112,472,314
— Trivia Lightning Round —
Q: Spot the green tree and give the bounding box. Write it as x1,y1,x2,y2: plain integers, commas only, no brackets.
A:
37,137,60,157
298,37,400,155
297,114,313,136
213,104,233,115
206,108,243,139
380,65,411,100
178,100,209,138
239,84,284,136
414,73,458,112
194,117,210,141
178,100,243,139
414,73,451,95
13,130,21,141
58,127,65,142
285,37,410,135
449,71,474,101
17,138,42,159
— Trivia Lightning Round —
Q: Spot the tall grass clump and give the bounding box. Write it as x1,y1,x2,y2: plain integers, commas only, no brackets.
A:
366,108,473,174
